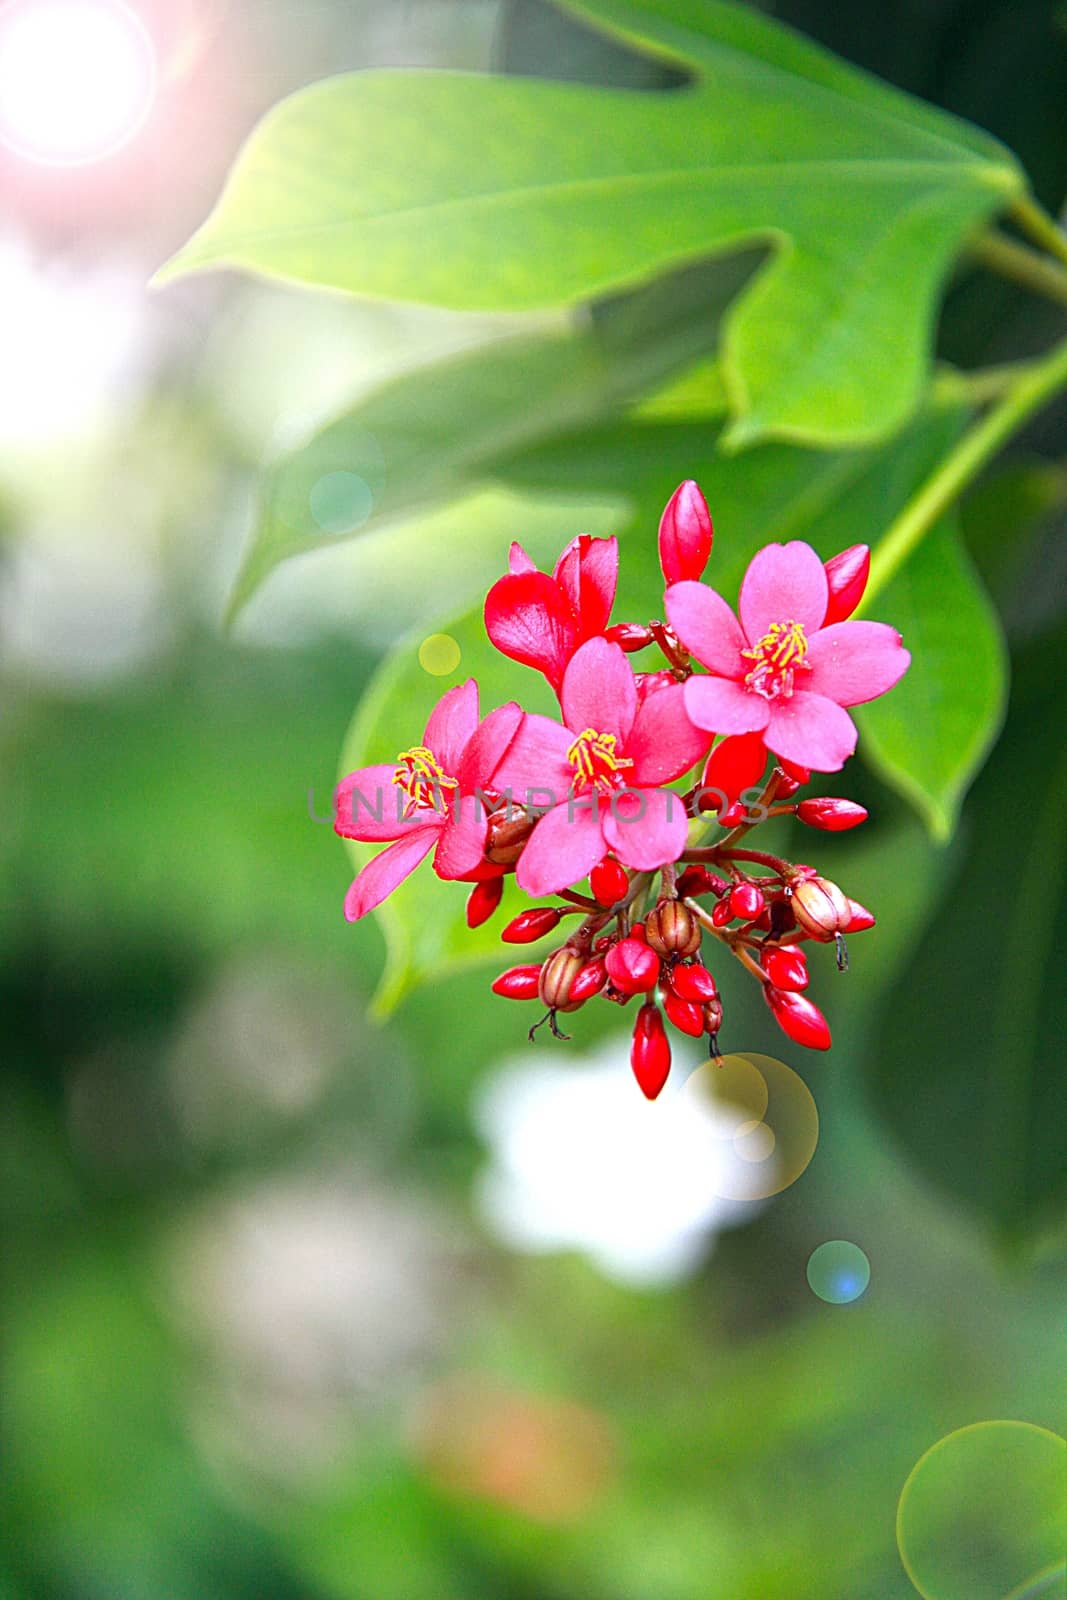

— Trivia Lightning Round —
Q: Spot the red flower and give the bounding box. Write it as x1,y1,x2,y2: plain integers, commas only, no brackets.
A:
665,541,909,773
493,638,710,896
334,680,522,921
484,534,618,695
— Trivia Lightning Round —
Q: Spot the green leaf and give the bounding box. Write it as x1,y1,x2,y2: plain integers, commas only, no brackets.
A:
855,527,1007,840
227,260,735,619
157,0,1023,445
862,630,1067,1242
341,401,1006,1009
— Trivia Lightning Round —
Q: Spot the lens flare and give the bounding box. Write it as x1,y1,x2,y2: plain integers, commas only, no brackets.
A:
0,0,157,166
683,1052,819,1201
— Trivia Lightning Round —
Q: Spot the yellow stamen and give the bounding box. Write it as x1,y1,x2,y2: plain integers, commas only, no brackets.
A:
392,745,458,816
742,620,812,700
566,728,634,796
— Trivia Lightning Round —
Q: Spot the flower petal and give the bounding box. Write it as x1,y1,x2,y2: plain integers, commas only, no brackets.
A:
626,681,711,784
334,765,409,840
665,581,747,677
455,702,524,792
553,534,618,640
683,675,770,736
422,679,479,775
739,542,829,642
516,800,606,897
433,794,489,880
602,786,690,871
700,731,769,811
804,621,911,706
508,541,538,575
561,637,637,744
484,571,576,691
489,712,573,807
343,827,437,921
764,691,857,772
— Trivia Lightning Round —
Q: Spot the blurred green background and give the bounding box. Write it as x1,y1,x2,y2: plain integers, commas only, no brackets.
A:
2,3,1065,1598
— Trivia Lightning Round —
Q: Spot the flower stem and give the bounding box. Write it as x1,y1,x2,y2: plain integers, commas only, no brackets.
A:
860,332,1067,611
1009,194,1067,270
970,230,1067,309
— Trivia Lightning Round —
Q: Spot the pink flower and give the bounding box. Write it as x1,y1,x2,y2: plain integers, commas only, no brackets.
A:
665,541,909,773
484,534,618,695
492,637,710,896
334,680,522,922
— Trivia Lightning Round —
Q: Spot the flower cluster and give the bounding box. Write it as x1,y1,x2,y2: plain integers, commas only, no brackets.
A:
335,483,909,1098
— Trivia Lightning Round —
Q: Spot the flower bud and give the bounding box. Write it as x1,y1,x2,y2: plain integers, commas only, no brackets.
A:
700,731,767,818
711,898,733,927
779,758,810,786
590,856,630,908
645,899,701,958
676,866,728,899
631,1003,672,1099
491,965,542,1000
538,947,586,1012
466,877,504,928
702,996,724,1036
845,898,876,932
605,622,653,653
659,480,713,584
502,906,562,944
485,806,535,865
719,801,747,828
730,882,766,921
823,544,870,625
765,985,831,1050
570,958,608,1003
775,772,802,799
670,962,717,1003
791,876,851,941
796,798,869,832
762,946,809,992
663,990,705,1037
605,936,661,994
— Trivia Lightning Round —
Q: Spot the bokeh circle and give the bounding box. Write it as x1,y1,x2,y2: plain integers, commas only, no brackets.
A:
897,1421,1066,1600
418,633,462,676
683,1052,819,1201
806,1239,870,1303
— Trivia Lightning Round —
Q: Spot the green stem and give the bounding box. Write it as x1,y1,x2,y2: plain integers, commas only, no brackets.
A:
860,332,1067,611
970,230,1067,309
1010,194,1067,271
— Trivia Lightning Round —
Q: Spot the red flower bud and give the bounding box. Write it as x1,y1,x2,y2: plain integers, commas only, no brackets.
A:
645,899,701,958
711,898,733,927
670,963,717,1003
491,965,542,1000
779,758,810,786
629,921,647,942
845,898,876,933
775,772,802,799
762,946,809,992
699,731,767,817
569,957,608,1003
730,882,766,921
466,877,504,928
538,947,586,1012
719,801,748,828
663,990,705,1037
765,985,831,1050
658,479,713,585
605,622,653,653
823,544,870,625
791,876,851,941
605,936,661,994
796,798,868,832
589,856,630,908
502,906,563,944
676,866,728,899
631,1003,672,1099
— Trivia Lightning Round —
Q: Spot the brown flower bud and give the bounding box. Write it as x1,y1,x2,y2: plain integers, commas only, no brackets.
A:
645,899,701,958
790,875,851,941
702,996,724,1035
538,947,586,1013
485,805,535,865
